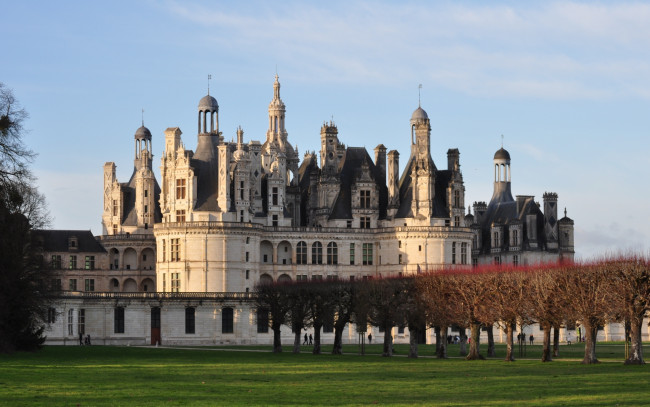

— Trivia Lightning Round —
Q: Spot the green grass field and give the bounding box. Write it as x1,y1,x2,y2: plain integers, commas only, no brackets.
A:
1,343,649,406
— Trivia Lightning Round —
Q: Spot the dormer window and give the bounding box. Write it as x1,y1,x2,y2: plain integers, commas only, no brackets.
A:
360,190,371,209
68,236,78,250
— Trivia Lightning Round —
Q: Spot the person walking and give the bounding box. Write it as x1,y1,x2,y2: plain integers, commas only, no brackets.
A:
368,333,372,344
79,332,83,346
309,334,313,345
303,333,308,345
529,334,534,345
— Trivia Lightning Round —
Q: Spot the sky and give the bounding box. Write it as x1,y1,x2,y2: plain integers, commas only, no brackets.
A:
2,0,650,260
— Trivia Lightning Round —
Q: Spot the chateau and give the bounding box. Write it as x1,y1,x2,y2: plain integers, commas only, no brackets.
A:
39,76,585,346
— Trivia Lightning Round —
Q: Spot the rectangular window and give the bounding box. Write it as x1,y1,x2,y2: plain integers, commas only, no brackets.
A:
84,279,95,292
272,214,278,227
452,242,456,265
398,254,402,264
461,243,468,265
171,239,180,261
494,256,501,265
222,308,234,334
69,279,77,291
272,187,279,206
114,307,125,334
350,243,355,265
513,255,519,266
113,224,118,234
78,309,85,335
296,243,307,264
360,216,370,229
176,210,186,223
51,255,62,269
144,204,148,213
246,270,250,279
144,189,148,198
176,178,186,199
245,252,249,262
162,273,166,292
185,307,195,334
112,199,118,216
85,256,95,270
69,255,77,269
398,240,402,248
360,190,371,209
362,243,373,265
312,275,323,281
68,309,74,336
347,220,352,229
454,216,460,227
312,243,323,265
47,308,57,324
257,308,269,333
51,278,62,291
171,273,180,292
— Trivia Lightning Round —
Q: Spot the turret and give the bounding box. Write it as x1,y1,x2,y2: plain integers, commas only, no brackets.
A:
543,192,559,250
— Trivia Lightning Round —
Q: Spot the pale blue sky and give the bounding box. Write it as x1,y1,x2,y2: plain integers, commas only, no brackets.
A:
3,0,650,259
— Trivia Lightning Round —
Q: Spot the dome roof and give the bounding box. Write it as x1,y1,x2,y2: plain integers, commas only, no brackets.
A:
411,106,428,121
494,147,511,160
198,95,219,111
134,125,152,140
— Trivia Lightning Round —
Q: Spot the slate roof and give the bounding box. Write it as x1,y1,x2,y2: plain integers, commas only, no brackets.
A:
394,154,449,219
191,134,220,212
328,147,388,220
32,230,106,253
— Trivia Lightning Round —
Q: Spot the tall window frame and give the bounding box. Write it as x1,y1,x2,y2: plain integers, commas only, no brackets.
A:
296,241,307,265
327,242,338,265
311,242,323,265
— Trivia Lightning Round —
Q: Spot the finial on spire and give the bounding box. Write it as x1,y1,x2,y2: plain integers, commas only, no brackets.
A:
501,134,504,148
141,108,144,127
418,84,422,107
564,207,567,217
208,74,212,96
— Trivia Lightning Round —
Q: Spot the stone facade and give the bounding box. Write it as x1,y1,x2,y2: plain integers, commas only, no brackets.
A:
40,76,578,346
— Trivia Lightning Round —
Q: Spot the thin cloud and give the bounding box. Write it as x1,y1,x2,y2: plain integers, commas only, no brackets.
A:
160,1,650,99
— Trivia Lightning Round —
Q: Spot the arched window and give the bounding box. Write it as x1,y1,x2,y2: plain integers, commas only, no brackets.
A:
312,242,323,265
222,307,234,334
296,241,307,264
327,242,338,265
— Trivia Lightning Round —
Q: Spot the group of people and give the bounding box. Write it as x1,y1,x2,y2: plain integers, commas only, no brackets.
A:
446,335,465,345
517,332,534,345
78,332,91,345
302,333,313,345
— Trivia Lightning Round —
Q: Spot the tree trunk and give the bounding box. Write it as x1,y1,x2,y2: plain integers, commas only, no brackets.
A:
467,322,483,360
459,327,467,356
625,316,645,365
486,325,495,357
434,326,441,353
552,324,560,358
582,321,599,364
408,325,419,358
382,327,393,357
272,324,282,353
437,324,448,359
332,323,344,355
312,323,322,355
542,323,552,362
293,329,302,354
505,322,515,362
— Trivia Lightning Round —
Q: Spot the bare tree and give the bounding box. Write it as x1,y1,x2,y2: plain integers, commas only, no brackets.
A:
285,282,312,353
330,280,354,355
607,256,650,364
418,272,456,359
365,277,409,357
556,262,616,364
254,282,290,353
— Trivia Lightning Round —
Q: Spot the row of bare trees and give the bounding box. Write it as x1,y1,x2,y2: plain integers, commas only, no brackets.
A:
255,256,650,364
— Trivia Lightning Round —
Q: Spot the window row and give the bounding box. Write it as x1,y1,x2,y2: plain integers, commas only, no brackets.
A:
160,239,182,262
50,255,95,270
295,242,373,265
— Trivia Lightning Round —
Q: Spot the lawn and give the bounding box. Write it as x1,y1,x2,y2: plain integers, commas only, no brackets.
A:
1,343,649,406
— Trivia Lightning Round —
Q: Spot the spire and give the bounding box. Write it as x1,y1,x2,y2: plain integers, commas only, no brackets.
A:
141,108,144,127
273,74,281,100
418,84,422,107
207,74,212,96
